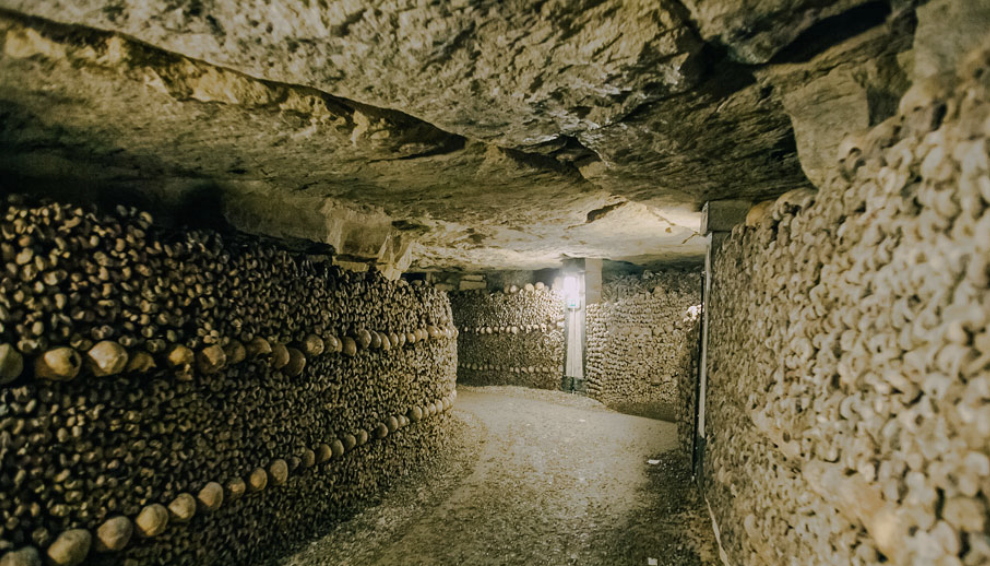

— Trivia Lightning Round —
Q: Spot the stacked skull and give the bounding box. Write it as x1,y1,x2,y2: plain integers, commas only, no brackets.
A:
585,270,700,446
703,46,990,566
449,283,564,389
0,195,458,565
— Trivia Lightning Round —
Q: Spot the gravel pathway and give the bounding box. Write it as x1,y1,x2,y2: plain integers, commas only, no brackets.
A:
278,386,719,566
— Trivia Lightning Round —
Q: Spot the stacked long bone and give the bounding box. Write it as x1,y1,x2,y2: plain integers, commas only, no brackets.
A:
584,270,701,408
449,284,563,389
0,195,458,565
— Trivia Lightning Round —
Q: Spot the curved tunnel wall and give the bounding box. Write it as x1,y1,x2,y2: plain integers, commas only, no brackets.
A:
0,195,458,565
703,48,990,566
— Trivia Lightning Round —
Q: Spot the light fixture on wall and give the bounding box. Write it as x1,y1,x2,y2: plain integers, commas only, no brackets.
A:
563,273,581,309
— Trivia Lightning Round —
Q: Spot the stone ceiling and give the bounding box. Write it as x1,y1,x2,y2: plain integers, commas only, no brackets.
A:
0,0,935,271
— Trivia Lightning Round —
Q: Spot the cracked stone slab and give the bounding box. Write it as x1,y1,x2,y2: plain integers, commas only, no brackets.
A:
679,0,871,63
577,59,806,207
0,0,707,151
760,17,913,187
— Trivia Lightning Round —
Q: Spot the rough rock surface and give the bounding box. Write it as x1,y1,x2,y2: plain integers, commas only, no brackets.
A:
913,0,990,81
767,20,912,187
0,0,929,270
0,0,709,150
0,10,709,271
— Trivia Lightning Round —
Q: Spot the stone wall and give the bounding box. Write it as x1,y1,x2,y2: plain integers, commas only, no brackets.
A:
703,46,990,566
585,271,701,429
450,286,564,389
0,195,457,566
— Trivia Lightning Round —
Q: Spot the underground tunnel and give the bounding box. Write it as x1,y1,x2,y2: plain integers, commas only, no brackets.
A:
0,0,989,564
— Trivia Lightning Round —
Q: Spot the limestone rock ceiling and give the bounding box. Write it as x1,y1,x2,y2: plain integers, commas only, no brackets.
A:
0,0,915,271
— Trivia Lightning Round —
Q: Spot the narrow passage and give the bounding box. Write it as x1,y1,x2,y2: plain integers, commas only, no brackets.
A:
282,387,720,566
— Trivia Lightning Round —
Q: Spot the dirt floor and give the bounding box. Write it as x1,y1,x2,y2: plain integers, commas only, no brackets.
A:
607,400,679,422
277,386,720,566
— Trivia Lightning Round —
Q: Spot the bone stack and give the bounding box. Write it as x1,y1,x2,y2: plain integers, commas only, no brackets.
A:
0,195,458,565
703,45,990,566
449,285,564,389
585,270,700,446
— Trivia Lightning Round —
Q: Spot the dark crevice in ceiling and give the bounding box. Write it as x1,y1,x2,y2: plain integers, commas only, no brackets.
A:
0,6,601,199
391,220,431,234
769,1,894,64
547,136,602,168
0,7,466,156
585,201,626,223
369,137,468,162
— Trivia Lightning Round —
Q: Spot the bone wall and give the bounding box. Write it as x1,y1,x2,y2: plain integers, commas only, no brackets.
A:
585,271,700,434
0,194,458,566
703,46,990,566
450,286,564,389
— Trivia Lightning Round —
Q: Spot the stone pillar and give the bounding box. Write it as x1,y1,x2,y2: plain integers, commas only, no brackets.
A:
695,200,749,474
558,259,590,392
562,258,600,393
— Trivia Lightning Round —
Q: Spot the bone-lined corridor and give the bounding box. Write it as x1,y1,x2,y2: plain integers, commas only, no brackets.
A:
2,0,990,565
